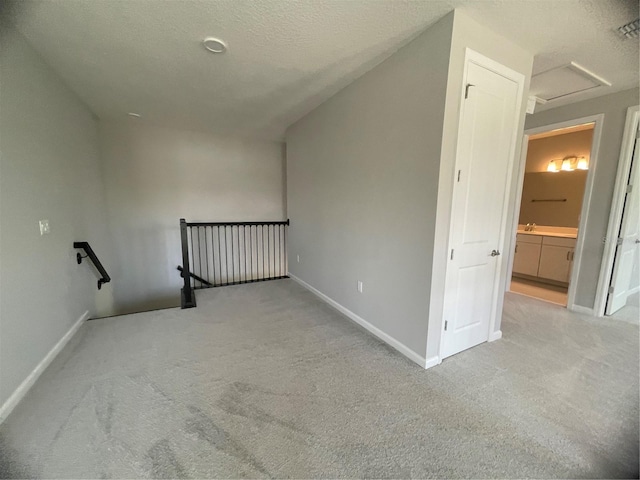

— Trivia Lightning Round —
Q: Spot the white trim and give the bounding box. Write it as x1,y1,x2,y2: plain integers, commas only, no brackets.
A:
510,114,605,314
0,311,89,423
505,134,530,291
424,356,441,369
488,330,502,342
567,115,604,311
595,105,640,317
289,274,429,369
438,48,526,360
570,305,595,316
465,48,526,86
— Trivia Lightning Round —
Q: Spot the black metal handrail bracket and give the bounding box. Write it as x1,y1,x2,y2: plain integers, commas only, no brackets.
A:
73,242,111,290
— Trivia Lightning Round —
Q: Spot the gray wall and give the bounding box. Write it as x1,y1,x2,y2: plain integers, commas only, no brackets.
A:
99,122,286,314
286,13,455,359
0,27,114,407
525,88,639,309
287,9,533,363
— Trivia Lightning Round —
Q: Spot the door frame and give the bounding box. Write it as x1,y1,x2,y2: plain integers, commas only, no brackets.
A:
506,114,605,313
594,105,640,316
504,134,530,284
437,48,525,361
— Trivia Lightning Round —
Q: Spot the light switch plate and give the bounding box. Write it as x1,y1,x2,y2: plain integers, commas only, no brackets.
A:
39,219,50,235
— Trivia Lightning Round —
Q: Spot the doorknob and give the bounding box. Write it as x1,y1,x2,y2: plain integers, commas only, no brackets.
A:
490,249,501,257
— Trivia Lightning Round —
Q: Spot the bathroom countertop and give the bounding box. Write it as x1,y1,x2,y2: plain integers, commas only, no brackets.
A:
517,230,577,239
516,225,578,239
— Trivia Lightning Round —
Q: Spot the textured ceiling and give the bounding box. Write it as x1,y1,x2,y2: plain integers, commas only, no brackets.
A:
8,0,639,140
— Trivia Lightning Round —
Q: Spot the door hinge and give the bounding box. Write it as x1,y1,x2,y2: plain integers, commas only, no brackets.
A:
636,128,640,139
457,170,461,182
627,183,633,194
450,249,454,260
617,237,623,246
608,285,615,294
444,320,448,331
465,83,475,99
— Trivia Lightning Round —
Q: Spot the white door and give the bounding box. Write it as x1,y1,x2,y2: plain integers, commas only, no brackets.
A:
606,128,640,314
442,57,522,359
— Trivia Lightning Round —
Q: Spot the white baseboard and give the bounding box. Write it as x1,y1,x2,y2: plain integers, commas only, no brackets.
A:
569,304,595,316
488,330,502,342
424,355,441,369
0,310,89,423
629,285,640,296
289,274,429,368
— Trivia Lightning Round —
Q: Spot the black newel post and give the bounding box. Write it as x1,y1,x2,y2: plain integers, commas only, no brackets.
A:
180,218,196,308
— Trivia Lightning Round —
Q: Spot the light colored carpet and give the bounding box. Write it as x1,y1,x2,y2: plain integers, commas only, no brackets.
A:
0,279,638,478
609,292,640,326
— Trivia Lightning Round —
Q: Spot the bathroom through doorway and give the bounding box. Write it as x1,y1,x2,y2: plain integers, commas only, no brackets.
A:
508,119,598,307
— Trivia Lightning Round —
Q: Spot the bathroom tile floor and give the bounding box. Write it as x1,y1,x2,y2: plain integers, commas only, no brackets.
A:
510,278,568,306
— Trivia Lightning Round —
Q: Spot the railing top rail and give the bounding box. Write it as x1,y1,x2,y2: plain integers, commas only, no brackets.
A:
73,241,111,290
185,219,290,227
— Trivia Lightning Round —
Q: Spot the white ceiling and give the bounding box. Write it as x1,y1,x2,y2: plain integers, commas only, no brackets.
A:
9,0,639,141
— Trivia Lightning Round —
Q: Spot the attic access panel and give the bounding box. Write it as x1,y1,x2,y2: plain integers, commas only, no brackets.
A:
531,62,611,103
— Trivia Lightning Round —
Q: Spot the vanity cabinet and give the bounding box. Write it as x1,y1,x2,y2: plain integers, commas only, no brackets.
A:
513,233,576,284
537,236,575,283
513,234,542,276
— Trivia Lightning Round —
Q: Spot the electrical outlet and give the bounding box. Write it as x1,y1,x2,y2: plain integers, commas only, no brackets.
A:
357,281,363,293
297,254,300,263
39,219,50,236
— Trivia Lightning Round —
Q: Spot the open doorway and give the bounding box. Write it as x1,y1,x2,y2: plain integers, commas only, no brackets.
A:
509,121,596,307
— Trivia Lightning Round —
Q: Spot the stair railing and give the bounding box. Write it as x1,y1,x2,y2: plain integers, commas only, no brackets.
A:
179,218,289,309
73,242,111,290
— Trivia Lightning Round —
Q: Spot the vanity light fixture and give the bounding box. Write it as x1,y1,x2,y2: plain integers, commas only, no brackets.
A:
547,155,588,172
561,158,574,171
577,156,589,170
